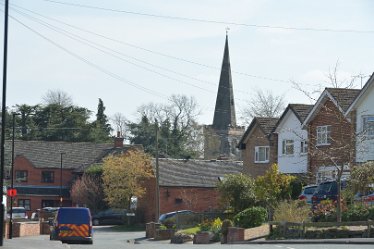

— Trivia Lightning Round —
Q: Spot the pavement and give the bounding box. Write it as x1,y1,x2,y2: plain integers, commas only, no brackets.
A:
1,237,69,249
1,236,374,248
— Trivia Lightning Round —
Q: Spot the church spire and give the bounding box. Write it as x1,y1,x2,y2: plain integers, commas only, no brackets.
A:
212,33,237,130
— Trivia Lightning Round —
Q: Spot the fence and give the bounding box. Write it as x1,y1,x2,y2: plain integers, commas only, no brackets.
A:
269,220,374,239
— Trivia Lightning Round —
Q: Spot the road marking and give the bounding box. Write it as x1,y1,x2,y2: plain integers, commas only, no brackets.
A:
286,247,295,249
274,246,283,248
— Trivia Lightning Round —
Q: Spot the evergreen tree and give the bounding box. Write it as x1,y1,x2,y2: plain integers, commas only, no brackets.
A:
90,98,112,142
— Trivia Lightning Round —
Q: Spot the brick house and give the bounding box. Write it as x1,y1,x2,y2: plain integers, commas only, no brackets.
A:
7,137,141,217
302,88,361,183
345,73,374,163
140,158,242,222
237,117,278,177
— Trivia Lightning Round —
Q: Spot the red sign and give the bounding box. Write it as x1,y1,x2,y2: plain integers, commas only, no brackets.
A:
7,188,17,197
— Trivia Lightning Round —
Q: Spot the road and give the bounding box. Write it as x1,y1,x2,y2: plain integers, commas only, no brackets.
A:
65,226,374,249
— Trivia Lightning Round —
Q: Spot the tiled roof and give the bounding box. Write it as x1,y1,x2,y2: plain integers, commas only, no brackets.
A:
238,117,278,148
326,88,361,112
5,140,142,171
15,186,70,197
289,104,314,123
256,117,279,135
154,158,243,187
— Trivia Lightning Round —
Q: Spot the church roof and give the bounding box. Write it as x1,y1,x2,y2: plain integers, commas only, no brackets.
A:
212,35,237,130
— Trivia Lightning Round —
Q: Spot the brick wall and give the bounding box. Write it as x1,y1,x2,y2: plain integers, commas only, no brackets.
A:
12,155,74,215
308,99,355,177
140,178,221,223
242,123,278,178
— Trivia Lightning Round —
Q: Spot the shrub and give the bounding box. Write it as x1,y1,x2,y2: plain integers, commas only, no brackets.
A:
163,217,176,229
233,206,267,228
342,204,370,221
273,200,311,222
312,200,337,222
199,219,212,231
368,206,374,220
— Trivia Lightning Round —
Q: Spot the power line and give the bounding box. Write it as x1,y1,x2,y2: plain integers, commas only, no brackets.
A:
10,3,293,90
9,15,168,100
11,7,218,95
39,0,374,34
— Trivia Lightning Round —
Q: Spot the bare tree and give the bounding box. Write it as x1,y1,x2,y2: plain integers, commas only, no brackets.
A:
42,89,73,107
111,112,127,137
240,89,285,125
292,60,361,102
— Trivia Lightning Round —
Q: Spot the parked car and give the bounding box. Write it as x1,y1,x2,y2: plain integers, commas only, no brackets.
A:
363,192,374,205
311,180,347,207
50,207,93,244
6,207,28,219
298,184,317,204
92,209,127,226
158,210,194,224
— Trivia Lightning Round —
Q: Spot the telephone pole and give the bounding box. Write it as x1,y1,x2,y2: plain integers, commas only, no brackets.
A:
155,120,160,221
0,0,10,246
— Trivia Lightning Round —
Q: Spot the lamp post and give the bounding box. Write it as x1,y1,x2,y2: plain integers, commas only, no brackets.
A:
59,153,64,207
9,113,20,239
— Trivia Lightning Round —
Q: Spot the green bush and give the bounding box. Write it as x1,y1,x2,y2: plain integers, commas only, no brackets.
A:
342,204,369,221
233,206,267,228
368,206,374,220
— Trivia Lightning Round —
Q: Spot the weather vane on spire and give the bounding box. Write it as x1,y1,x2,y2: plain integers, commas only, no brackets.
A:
226,27,230,36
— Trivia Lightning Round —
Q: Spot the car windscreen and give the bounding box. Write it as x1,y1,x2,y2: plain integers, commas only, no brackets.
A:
316,182,334,193
58,209,90,224
304,187,317,194
11,209,26,214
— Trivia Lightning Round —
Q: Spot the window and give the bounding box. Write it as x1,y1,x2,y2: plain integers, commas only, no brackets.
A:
18,199,31,211
363,116,374,138
282,140,294,155
255,146,270,163
42,200,57,208
15,170,28,182
300,141,308,154
316,125,331,145
41,171,54,183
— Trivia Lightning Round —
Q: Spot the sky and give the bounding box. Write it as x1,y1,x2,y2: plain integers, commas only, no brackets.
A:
1,0,374,126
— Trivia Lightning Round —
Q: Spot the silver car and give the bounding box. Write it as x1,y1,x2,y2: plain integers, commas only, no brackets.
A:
298,184,317,204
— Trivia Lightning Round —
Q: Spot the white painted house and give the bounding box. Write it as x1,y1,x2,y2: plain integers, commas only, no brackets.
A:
274,104,313,173
346,73,374,163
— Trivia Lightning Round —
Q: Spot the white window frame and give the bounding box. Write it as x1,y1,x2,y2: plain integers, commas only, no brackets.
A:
362,116,374,139
316,125,331,146
300,140,308,154
282,140,294,156
255,146,270,163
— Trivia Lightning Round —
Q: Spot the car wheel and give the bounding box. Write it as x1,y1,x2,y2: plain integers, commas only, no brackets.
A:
93,219,100,226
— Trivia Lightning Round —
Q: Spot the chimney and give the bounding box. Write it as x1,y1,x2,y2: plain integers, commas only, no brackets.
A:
114,131,124,148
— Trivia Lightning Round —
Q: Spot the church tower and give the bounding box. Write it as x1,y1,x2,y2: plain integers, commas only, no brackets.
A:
204,34,245,160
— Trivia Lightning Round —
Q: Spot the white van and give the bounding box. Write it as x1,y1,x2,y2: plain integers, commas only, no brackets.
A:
7,207,28,219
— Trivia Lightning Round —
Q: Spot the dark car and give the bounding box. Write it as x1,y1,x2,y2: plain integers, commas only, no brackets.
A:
92,209,127,226
50,207,93,244
311,180,347,207
158,210,193,224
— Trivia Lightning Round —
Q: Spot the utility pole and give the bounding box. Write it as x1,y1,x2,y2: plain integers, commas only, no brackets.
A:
0,0,9,246
9,113,19,239
60,153,65,207
155,120,160,222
